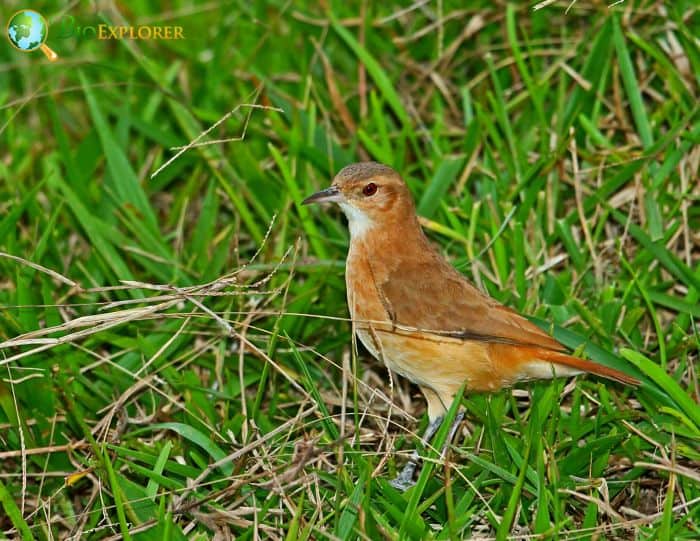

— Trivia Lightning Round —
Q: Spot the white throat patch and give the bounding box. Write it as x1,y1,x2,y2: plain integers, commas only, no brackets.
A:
339,202,374,238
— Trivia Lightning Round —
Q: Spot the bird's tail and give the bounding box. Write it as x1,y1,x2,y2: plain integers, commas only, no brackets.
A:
534,348,640,386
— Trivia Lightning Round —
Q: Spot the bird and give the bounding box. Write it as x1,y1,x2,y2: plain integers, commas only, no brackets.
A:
302,161,639,490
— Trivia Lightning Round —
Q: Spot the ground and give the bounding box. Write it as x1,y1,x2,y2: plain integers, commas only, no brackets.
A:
0,1,698,539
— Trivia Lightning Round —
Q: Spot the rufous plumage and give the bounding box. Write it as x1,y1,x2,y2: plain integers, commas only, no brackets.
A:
303,162,638,489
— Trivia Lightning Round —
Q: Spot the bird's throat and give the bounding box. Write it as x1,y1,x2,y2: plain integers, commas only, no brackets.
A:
345,214,429,267
339,203,375,239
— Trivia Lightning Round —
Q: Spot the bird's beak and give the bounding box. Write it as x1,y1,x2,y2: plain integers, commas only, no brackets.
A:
302,185,344,205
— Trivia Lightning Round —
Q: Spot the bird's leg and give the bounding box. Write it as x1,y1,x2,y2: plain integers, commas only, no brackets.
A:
389,415,444,491
389,409,466,491
442,409,465,459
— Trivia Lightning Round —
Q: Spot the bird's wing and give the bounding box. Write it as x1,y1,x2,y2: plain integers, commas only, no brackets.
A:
376,257,566,352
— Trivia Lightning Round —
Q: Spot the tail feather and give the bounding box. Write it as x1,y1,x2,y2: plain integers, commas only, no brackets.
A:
535,348,640,386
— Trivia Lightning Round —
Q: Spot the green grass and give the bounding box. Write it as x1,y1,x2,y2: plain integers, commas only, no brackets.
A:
1,1,699,539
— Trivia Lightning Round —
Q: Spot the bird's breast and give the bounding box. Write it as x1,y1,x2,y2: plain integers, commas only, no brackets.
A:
345,244,444,387
345,247,391,333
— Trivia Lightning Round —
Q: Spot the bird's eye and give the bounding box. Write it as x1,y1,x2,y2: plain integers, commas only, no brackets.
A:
362,182,377,196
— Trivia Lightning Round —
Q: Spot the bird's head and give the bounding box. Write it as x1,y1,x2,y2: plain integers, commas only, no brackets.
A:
302,162,415,237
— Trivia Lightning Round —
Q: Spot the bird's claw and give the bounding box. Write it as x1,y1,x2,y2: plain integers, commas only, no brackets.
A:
389,476,415,491
389,462,417,491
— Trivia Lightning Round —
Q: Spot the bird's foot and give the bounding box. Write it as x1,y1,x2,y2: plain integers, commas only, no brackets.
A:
388,412,465,491
389,461,417,491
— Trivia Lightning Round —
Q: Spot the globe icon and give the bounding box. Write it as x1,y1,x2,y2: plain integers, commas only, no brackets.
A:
6,9,58,61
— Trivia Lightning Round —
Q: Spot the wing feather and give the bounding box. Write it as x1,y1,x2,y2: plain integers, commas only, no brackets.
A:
376,255,565,352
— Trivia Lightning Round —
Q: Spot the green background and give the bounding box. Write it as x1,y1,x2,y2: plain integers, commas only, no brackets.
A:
1,1,698,539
